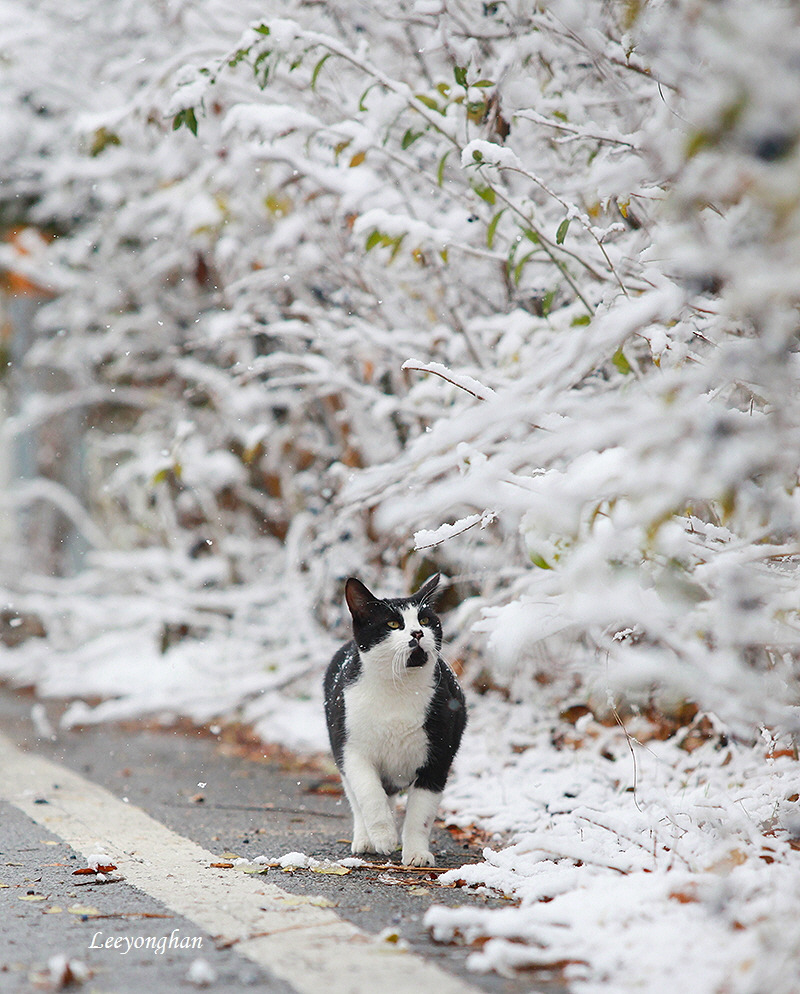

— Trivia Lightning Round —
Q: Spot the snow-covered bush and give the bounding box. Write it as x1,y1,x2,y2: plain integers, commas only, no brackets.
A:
2,0,799,736
165,0,800,731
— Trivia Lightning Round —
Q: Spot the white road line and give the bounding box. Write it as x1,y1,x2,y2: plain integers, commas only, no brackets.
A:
0,733,479,994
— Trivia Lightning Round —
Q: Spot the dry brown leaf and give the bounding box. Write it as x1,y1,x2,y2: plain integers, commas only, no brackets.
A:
707,848,748,873
669,890,698,904
305,778,343,796
73,864,117,875
560,704,593,725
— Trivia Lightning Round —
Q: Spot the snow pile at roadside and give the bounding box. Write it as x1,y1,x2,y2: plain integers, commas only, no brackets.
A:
0,547,333,754
429,695,800,993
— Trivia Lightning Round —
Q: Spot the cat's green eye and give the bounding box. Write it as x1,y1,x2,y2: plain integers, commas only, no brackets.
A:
387,619,401,629
419,615,431,626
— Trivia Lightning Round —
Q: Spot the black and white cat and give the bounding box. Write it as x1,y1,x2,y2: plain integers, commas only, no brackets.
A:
323,573,466,867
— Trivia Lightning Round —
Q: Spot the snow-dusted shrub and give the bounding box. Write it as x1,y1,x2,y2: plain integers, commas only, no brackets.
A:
2,0,799,735
172,0,800,730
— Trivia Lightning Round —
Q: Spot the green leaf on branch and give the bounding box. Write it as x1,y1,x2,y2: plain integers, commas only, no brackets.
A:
333,139,352,161
436,150,451,186
513,251,534,284
90,127,121,157
475,185,496,205
415,93,442,113
401,128,424,150
311,53,331,90
172,107,198,137
487,208,506,249
358,83,379,111
556,217,571,245
454,65,468,87
612,348,633,375
253,50,272,87
530,553,552,570
228,47,250,69
388,235,405,261
363,230,405,261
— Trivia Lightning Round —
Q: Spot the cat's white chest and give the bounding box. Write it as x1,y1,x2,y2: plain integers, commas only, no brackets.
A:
343,668,432,790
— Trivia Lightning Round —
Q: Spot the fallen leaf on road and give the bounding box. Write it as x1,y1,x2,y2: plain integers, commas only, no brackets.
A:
44,906,64,914
209,862,234,869
19,893,46,901
67,904,101,916
311,864,351,875
376,927,409,950
305,778,343,796
444,823,497,848
73,864,117,875
275,894,337,908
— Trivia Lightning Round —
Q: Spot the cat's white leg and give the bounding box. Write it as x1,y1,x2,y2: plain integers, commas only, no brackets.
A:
340,774,371,855
342,751,398,855
401,786,441,866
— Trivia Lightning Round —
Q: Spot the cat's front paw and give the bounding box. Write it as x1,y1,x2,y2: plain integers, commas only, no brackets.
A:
368,824,399,855
351,831,372,855
402,848,436,867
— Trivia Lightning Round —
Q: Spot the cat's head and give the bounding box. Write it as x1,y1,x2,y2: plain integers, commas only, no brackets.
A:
344,574,442,671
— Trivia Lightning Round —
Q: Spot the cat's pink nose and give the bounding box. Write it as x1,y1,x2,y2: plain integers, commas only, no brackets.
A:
411,630,423,640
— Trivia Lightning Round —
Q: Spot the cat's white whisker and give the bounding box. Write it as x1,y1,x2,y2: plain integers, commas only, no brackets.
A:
390,643,405,687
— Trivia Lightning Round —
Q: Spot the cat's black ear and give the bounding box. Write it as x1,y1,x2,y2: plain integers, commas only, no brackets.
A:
344,577,379,621
413,572,441,605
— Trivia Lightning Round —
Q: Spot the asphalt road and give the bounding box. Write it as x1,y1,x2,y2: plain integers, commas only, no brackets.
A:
0,685,561,994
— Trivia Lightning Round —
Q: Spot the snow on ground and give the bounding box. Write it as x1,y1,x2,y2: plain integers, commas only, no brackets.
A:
2,576,799,994
431,695,800,993
0,548,333,753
